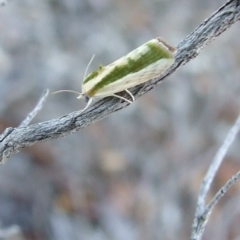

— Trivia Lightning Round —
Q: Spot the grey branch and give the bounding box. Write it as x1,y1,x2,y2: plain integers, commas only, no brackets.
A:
204,171,240,222
191,112,240,240
0,0,240,163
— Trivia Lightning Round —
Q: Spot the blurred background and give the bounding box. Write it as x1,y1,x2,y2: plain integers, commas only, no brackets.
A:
0,0,240,239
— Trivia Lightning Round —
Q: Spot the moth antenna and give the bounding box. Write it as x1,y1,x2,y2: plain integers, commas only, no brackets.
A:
52,55,95,101
51,89,83,99
84,54,95,80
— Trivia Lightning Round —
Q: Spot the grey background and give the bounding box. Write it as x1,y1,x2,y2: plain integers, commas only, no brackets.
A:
0,0,240,239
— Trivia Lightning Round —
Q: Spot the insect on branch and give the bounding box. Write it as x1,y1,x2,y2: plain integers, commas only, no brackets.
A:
0,0,240,162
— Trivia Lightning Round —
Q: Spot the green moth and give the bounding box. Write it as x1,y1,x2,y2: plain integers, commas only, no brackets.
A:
54,37,176,113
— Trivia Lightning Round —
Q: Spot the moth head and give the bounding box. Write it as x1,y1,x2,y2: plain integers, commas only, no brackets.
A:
76,93,84,99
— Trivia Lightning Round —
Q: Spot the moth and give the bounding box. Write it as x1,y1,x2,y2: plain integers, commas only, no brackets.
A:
54,37,176,113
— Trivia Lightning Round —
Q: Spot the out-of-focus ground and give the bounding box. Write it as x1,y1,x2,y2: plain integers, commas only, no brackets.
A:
0,0,240,239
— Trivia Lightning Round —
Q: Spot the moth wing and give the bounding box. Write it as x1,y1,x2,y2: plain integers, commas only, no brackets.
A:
93,57,174,98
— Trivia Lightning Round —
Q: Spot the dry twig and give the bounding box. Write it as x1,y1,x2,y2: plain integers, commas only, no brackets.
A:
191,113,240,240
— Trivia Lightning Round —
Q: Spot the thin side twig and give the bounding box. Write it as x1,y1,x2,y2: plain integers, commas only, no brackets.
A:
0,0,240,162
19,89,49,128
195,113,240,215
191,112,240,240
204,171,240,220
191,171,240,240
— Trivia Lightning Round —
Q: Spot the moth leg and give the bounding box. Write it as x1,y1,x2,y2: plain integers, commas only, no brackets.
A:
125,89,135,102
112,94,133,104
79,97,93,114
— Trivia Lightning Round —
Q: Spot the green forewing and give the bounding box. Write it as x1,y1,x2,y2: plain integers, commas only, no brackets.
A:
84,40,173,96
83,65,103,83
